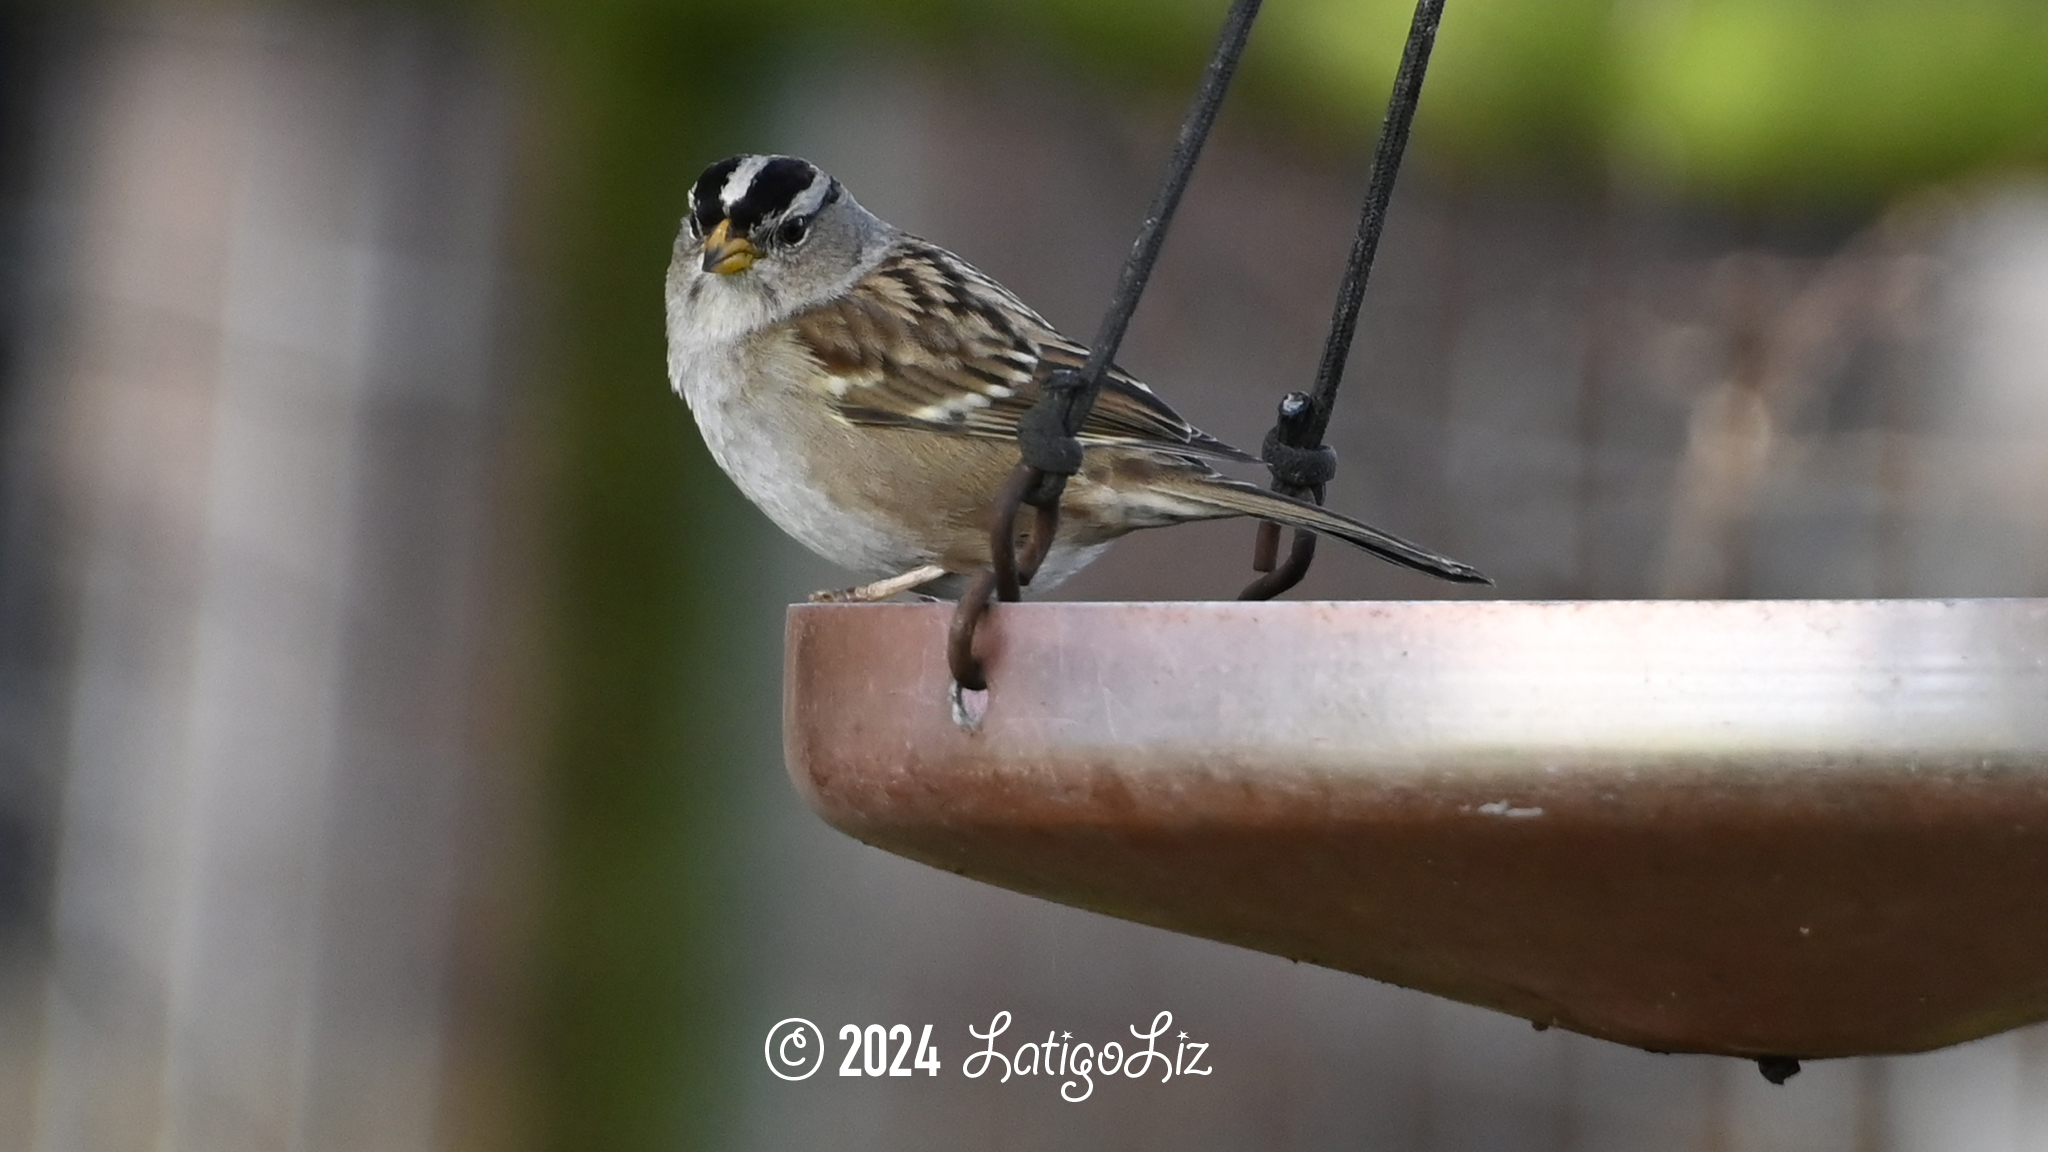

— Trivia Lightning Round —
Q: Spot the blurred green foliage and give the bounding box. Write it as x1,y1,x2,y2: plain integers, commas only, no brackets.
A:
490,0,2045,1150
493,3,781,1150
1026,0,2048,201
1611,1,2048,200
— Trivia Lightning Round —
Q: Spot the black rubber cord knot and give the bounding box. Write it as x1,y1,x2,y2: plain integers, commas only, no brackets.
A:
1018,368,1088,507
1018,368,1086,475
1261,430,1337,491
1259,390,1335,492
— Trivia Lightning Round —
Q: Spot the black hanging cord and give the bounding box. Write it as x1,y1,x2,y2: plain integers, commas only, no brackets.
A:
1017,0,1266,506
1241,0,1447,601
950,0,1265,691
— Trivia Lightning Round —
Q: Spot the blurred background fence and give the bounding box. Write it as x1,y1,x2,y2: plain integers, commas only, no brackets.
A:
0,2,2045,1150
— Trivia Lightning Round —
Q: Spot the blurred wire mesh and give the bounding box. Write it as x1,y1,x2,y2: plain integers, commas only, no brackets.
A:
0,9,528,1151
0,3,2045,1151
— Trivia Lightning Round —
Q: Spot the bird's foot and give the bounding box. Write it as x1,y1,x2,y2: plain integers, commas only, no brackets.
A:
809,563,949,603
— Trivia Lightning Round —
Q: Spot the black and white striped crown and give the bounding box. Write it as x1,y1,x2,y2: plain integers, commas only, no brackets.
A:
690,154,841,236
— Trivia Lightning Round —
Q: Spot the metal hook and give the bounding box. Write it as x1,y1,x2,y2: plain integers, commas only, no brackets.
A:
1240,0,1447,598
949,464,1068,691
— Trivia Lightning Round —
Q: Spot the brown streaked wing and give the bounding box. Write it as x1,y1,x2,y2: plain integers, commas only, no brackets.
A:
788,244,1253,463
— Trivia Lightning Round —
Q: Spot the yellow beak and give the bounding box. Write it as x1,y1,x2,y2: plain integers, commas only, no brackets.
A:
701,218,760,275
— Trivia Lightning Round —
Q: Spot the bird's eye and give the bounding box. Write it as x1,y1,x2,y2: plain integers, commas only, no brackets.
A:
778,218,809,246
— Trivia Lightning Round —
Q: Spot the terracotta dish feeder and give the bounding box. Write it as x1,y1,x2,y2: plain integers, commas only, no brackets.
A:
784,599,2048,1062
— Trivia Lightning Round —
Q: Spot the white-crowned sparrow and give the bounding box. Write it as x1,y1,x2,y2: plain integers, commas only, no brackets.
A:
665,153,1487,600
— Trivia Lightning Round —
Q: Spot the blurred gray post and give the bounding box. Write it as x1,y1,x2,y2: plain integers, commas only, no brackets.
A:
15,12,522,1152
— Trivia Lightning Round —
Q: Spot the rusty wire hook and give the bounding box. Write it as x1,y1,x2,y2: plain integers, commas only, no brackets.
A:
1239,0,1446,600
946,0,1267,691
1240,392,1328,600
947,465,1060,690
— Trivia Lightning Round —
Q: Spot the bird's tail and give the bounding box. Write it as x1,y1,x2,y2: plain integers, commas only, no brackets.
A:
1161,473,1491,585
